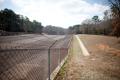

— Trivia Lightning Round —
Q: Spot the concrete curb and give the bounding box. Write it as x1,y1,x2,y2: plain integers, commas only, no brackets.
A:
46,36,73,80
75,35,90,56
49,53,69,80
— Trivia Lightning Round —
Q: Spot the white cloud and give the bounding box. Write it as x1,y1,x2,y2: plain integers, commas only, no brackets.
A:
11,0,109,28
63,0,109,15
0,0,4,3
0,0,4,7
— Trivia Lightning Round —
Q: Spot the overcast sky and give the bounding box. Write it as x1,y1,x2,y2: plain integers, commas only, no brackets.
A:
0,0,109,28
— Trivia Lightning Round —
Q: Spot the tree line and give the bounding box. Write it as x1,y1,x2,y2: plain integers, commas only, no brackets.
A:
0,8,67,35
68,0,120,37
0,8,43,33
68,13,113,35
43,25,67,35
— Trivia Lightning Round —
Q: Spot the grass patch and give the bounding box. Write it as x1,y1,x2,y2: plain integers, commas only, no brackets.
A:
54,37,74,80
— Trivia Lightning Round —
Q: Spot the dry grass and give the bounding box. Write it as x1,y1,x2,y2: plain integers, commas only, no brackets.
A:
55,35,120,80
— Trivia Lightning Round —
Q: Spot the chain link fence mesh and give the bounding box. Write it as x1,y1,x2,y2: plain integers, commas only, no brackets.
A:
0,35,72,80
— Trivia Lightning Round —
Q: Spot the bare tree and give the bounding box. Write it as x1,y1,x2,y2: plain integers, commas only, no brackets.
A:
109,0,120,37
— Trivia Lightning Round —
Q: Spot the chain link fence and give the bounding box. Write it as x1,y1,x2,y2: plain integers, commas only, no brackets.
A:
0,35,73,80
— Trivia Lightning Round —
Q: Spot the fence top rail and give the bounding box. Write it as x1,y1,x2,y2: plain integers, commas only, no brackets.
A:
0,48,69,52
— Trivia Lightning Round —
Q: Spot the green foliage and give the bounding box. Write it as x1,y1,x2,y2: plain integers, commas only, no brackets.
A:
0,8,43,33
92,15,100,23
0,8,21,32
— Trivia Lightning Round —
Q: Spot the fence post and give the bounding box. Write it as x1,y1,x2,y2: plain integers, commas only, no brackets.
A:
59,47,61,66
48,40,57,80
